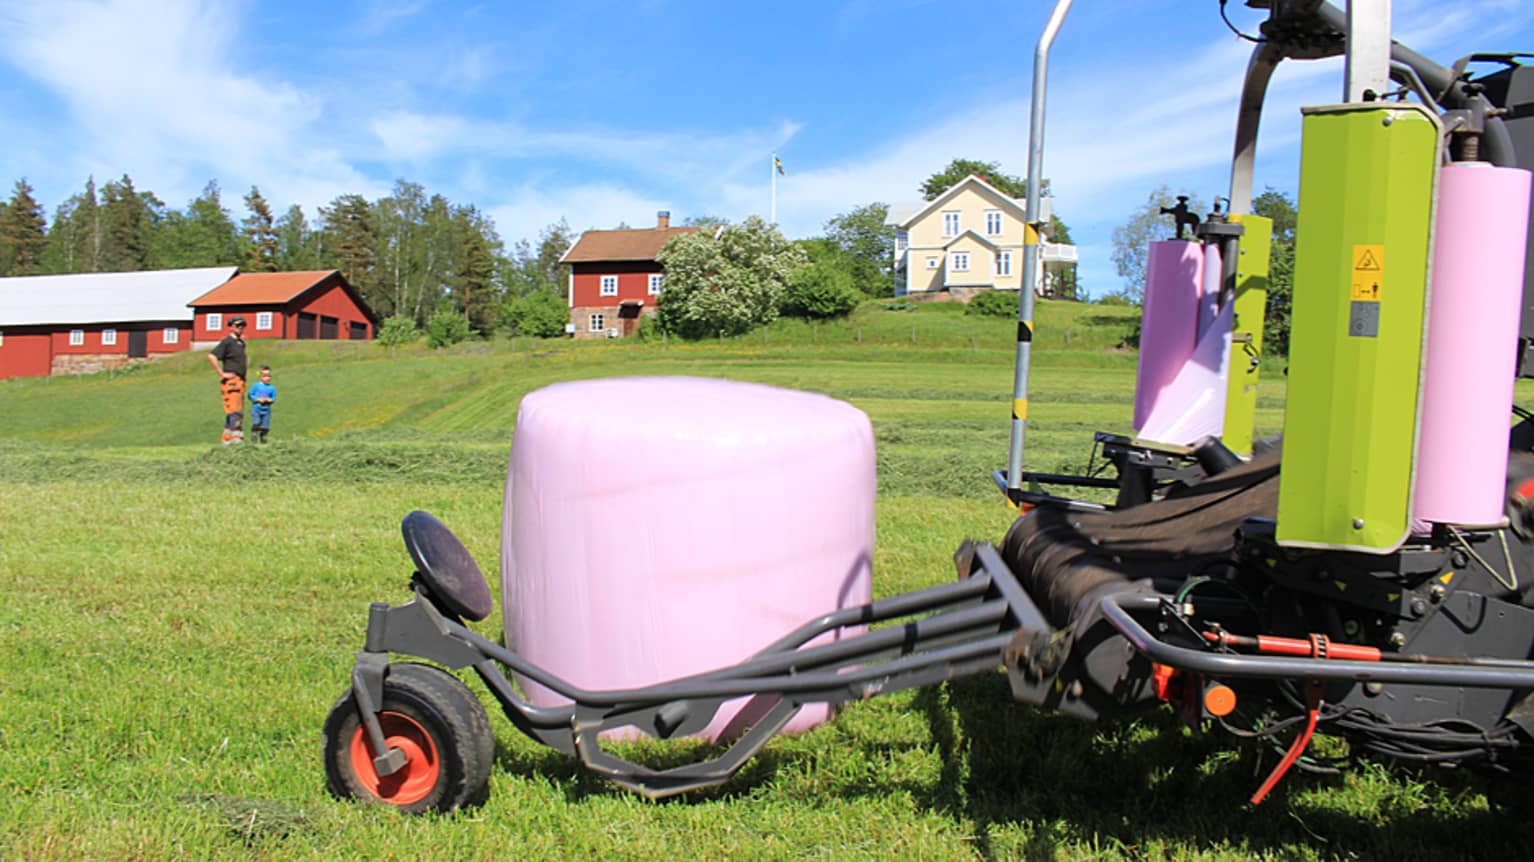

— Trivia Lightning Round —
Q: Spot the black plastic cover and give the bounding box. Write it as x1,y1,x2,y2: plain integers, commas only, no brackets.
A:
400,510,494,622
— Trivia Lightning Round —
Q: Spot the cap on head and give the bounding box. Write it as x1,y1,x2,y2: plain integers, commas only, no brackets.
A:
229,316,246,328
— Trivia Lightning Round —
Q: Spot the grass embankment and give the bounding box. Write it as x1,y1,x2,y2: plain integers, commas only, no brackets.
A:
1,299,1527,860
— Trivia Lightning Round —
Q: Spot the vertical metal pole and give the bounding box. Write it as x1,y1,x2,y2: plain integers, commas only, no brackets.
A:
1345,0,1392,102
1008,0,1074,493
771,153,778,225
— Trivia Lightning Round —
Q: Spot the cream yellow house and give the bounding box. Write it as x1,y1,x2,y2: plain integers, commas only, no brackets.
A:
886,174,1076,300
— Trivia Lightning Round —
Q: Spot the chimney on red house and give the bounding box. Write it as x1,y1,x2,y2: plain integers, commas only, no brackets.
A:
657,210,670,229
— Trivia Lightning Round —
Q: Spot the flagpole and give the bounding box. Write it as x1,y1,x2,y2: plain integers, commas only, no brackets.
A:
771,152,777,224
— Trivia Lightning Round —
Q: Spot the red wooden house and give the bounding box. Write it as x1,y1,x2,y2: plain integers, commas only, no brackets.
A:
560,211,702,338
187,270,378,342
0,266,236,380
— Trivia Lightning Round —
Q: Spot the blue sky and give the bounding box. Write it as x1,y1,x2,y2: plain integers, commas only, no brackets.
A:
1,0,1530,295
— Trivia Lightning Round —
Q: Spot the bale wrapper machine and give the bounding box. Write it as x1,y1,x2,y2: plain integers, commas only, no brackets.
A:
323,0,1534,813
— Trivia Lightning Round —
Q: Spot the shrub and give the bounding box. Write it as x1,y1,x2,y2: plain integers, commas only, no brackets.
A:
501,289,569,338
426,305,472,349
965,289,1019,318
781,258,862,319
376,316,421,347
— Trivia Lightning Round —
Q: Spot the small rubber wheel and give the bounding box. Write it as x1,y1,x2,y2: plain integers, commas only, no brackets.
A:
322,663,494,814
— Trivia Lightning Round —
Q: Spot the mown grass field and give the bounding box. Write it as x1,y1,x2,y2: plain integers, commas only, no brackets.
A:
2,298,1530,860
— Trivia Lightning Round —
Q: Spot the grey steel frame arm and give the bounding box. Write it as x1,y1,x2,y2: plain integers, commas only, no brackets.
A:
354,550,1033,798
1231,1,1517,214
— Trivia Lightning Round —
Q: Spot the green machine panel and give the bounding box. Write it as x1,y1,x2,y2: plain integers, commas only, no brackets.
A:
1275,103,1440,552
1222,213,1271,457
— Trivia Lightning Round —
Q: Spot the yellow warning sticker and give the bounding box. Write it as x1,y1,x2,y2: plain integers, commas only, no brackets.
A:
1350,244,1384,300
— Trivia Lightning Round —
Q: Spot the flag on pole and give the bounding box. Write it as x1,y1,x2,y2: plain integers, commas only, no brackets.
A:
774,155,785,176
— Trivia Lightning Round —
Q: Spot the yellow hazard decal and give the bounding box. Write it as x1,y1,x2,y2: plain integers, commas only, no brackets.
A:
1012,398,1029,420
1024,223,1039,245
1350,244,1384,301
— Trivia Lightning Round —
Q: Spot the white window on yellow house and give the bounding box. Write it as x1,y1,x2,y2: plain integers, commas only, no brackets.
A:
926,256,939,269
950,252,970,272
985,210,1003,236
996,251,1013,277
942,211,960,237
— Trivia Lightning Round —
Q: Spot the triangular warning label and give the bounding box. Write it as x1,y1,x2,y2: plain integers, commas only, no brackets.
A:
1355,249,1381,271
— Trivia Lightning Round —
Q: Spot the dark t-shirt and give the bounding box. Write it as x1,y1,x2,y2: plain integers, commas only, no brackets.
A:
211,334,247,379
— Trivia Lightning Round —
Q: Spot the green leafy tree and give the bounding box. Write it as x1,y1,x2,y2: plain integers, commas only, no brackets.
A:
1109,185,1205,303
426,302,471,348
0,178,48,276
535,218,575,298
153,180,239,269
1252,187,1298,356
241,186,280,272
375,315,421,346
782,257,862,319
683,215,729,228
921,158,1034,200
501,288,568,337
41,177,102,273
823,202,894,296
656,215,807,339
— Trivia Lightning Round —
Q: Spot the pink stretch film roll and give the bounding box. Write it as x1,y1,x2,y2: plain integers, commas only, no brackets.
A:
1197,242,1223,342
1137,300,1232,445
502,377,875,742
1412,163,1533,525
1134,240,1204,429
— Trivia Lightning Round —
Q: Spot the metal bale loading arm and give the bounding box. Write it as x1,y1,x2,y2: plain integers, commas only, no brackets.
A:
324,1,1534,814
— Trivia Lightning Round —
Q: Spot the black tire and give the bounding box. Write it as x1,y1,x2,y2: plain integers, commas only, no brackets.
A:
322,662,494,814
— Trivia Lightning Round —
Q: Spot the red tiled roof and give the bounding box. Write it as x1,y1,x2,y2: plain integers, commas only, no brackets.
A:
561,227,703,263
188,270,339,306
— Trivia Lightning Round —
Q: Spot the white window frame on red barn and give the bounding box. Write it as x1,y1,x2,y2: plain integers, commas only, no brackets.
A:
257,312,273,330
600,276,618,296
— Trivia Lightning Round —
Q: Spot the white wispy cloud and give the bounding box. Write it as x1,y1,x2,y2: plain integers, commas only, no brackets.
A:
0,0,382,214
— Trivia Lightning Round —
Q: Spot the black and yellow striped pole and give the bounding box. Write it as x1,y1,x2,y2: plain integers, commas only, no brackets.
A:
1008,0,1074,499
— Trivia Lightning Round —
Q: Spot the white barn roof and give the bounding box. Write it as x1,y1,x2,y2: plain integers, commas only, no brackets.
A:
0,267,237,327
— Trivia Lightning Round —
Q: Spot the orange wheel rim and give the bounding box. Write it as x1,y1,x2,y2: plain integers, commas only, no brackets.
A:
349,711,441,805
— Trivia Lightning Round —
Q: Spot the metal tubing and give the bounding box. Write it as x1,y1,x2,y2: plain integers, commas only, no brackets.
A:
1100,595,1534,689
1228,41,1286,215
1008,0,1074,492
463,610,1012,705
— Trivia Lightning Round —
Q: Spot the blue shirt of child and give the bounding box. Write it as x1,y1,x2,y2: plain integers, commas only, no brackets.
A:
249,381,277,423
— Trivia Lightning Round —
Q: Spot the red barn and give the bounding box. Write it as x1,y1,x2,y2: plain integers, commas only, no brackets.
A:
560,211,702,338
0,266,236,380
187,270,378,341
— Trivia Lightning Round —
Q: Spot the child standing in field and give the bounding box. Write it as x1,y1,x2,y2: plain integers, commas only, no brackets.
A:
248,365,277,444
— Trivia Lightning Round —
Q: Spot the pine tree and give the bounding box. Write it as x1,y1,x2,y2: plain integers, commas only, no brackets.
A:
99,175,159,272
320,194,379,311
241,186,279,271
0,179,48,276
448,204,502,336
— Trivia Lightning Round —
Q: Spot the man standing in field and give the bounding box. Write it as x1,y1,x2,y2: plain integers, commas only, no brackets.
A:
207,316,248,444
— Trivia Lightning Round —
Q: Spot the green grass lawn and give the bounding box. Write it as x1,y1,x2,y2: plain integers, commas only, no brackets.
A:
1,299,1530,860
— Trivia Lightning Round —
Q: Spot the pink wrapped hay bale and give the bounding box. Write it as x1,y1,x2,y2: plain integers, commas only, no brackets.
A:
501,376,876,742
